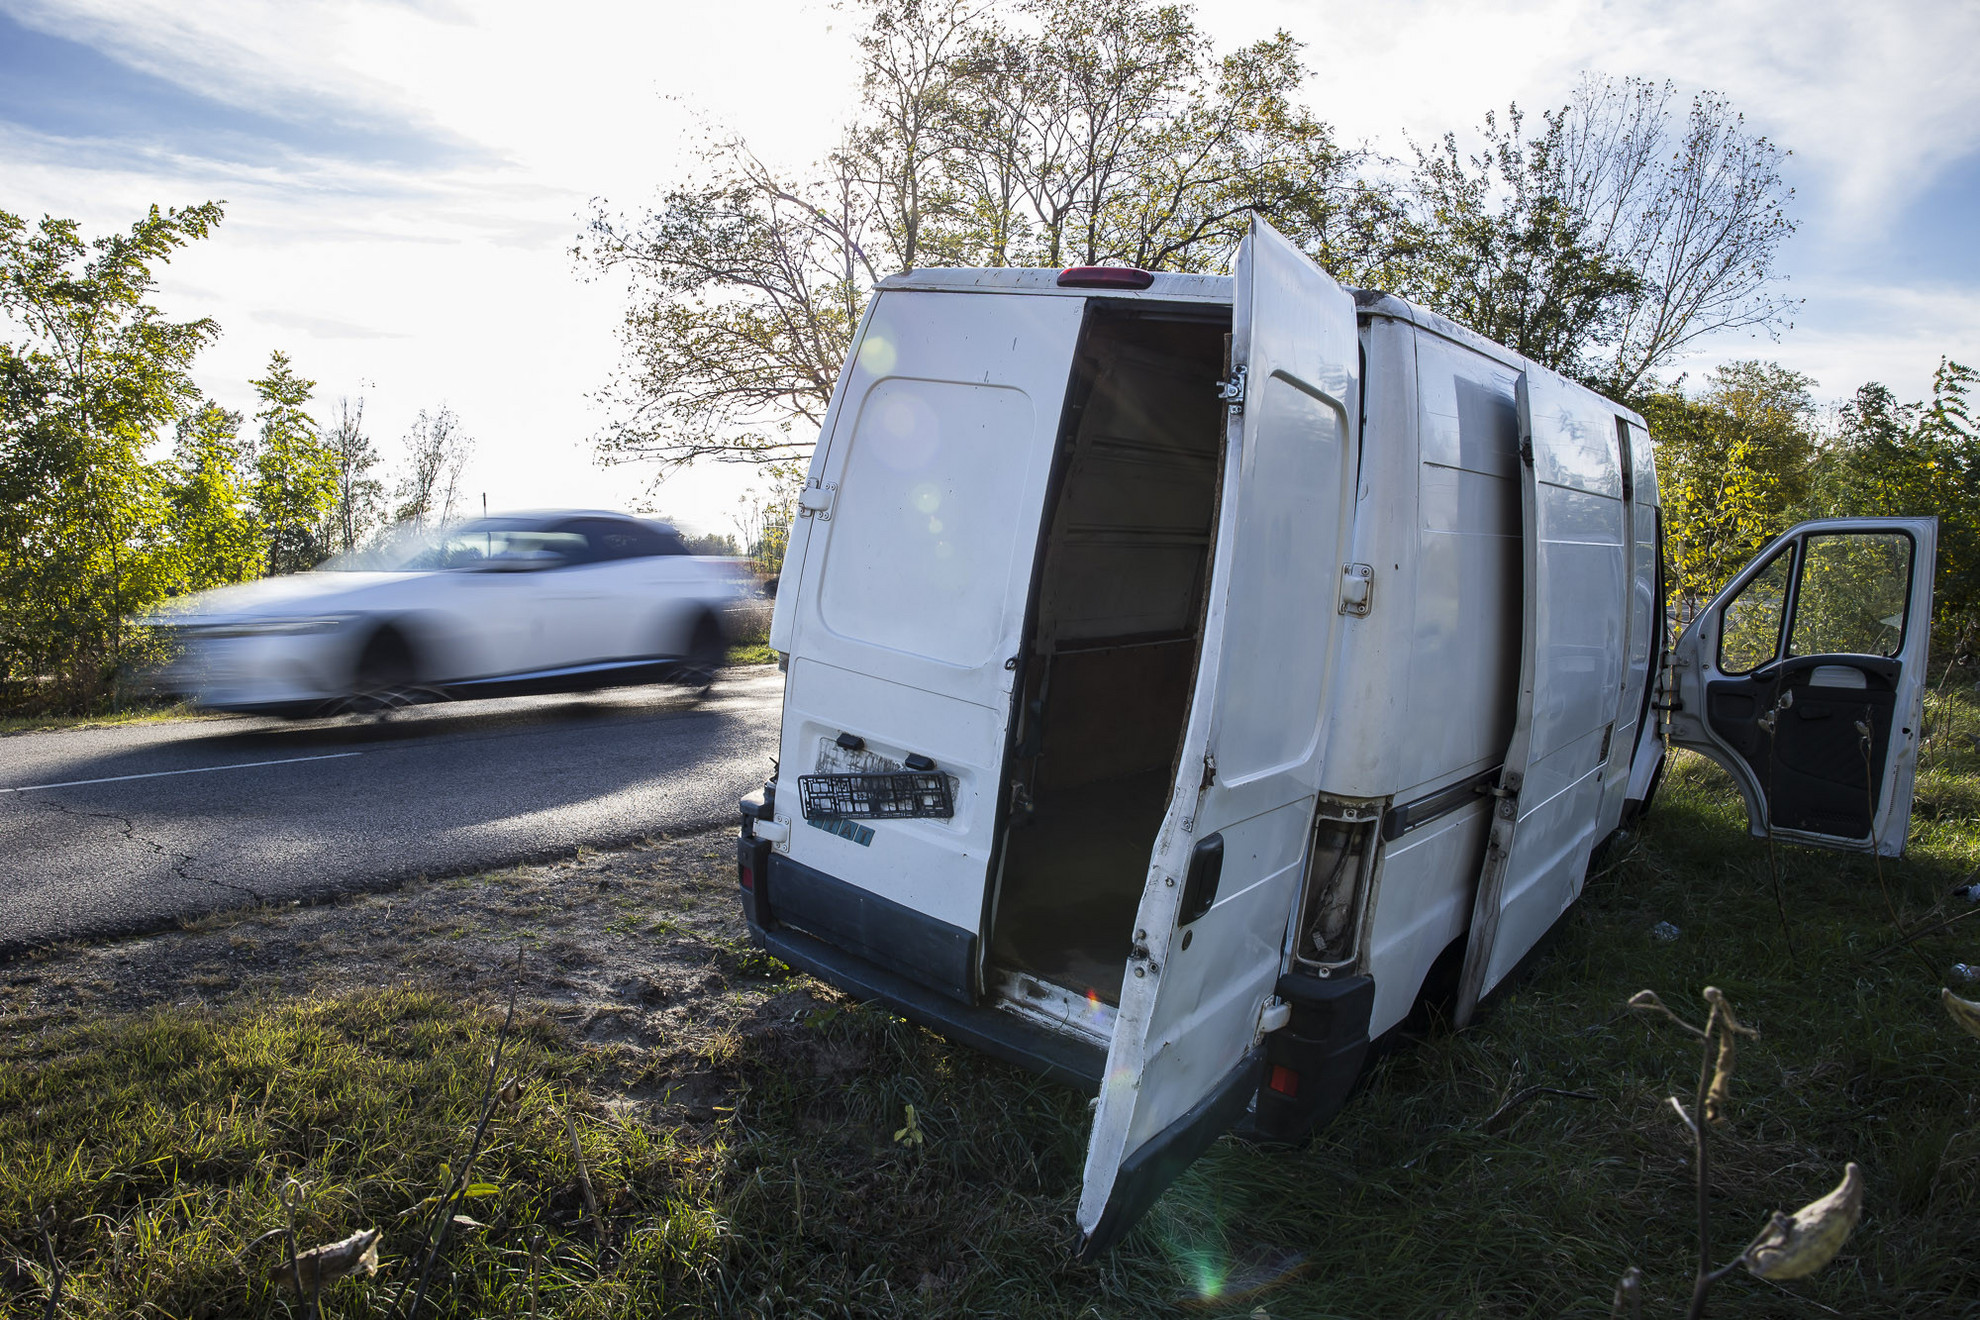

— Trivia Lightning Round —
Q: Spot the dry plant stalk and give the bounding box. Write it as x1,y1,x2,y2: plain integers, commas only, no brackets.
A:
563,1106,603,1249
280,1227,383,1294
1741,1164,1863,1281
390,945,527,1320
1620,985,1864,1319
37,1211,65,1320
1943,987,1980,1039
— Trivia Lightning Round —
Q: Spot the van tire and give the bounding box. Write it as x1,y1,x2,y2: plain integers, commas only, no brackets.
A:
1402,934,1470,1035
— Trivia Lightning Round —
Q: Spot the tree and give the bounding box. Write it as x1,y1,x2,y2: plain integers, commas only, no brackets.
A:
322,394,386,555
1641,361,1817,620
1803,359,1980,649
1401,77,1797,392
586,8,1794,478
0,201,223,709
392,406,473,528
251,350,337,575
732,466,802,579
1403,105,1645,377
580,0,1395,472
165,399,261,591
681,529,742,556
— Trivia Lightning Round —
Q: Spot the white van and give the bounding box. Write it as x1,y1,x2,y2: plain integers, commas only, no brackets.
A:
734,218,1938,1254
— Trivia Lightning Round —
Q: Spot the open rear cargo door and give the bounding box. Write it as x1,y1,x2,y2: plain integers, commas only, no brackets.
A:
1076,217,1359,1254
1454,367,1630,1027
1668,517,1937,856
763,289,1089,1006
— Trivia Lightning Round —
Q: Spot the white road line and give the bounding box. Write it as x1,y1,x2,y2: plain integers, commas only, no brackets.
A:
0,752,364,795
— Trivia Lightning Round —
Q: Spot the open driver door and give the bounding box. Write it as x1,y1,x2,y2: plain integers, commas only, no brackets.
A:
1667,517,1938,855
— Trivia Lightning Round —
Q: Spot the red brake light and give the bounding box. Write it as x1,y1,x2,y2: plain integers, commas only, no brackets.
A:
1057,266,1155,290
740,859,756,891
1267,1065,1299,1097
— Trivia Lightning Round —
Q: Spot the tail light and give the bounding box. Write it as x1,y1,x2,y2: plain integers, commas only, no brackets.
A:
1057,266,1155,290
737,834,772,927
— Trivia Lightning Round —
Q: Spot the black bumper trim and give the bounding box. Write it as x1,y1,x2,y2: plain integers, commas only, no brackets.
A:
765,852,978,1005
754,924,1106,1093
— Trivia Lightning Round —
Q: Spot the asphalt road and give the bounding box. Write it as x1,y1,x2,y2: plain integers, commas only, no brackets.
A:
0,669,784,958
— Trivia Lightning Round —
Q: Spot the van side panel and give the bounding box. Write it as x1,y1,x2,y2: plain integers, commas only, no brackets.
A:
1398,330,1524,793
1598,417,1662,833
1364,799,1492,1032
1472,368,1631,998
1315,320,1523,804
1342,321,1524,1038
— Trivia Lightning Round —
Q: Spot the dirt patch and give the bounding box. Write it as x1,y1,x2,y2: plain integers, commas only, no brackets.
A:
0,826,827,1122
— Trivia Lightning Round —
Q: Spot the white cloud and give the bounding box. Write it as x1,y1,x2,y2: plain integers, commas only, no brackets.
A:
1223,0,1980,241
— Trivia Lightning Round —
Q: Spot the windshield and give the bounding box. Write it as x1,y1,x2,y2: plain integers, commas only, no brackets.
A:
317,519,581,572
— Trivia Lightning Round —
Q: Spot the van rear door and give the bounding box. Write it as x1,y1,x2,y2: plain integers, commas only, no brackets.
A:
1454,367,1631,1027
765,289,1088,1002
1667,517,1937,854
1076,217,1359,1254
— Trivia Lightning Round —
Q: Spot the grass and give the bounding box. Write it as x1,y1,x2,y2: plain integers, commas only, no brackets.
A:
5,694,1980,1316
0,701,204,736
725,642,778,667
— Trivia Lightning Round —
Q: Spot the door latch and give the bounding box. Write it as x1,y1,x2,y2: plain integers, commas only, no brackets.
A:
1339,562,1374,616
1257,996,1291,1035
1217,365,1247,416
796,483,837,520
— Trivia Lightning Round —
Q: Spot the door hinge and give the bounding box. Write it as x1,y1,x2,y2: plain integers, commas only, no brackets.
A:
1339,562,1374,616
1217,364,1247,416
1199,752,1217,789
796,483,837,520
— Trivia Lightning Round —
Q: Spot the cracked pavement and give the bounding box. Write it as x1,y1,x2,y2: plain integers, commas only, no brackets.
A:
0,670,783,958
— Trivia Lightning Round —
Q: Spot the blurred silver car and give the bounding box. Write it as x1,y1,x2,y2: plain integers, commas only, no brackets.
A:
145,511,757,716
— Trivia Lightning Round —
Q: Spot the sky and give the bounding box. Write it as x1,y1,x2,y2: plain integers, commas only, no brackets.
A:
2,0,1976,536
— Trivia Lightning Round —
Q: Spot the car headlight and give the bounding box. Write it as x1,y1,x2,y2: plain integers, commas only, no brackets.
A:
196,615,356,639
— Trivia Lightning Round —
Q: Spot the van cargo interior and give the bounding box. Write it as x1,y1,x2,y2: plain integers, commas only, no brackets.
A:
989,305,1230,1005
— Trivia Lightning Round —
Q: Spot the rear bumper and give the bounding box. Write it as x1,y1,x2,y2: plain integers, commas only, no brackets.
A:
754,922,1104,1092
737,825,1104,1091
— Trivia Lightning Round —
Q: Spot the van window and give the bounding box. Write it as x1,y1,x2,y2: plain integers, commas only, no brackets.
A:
1718,549,1791,674
1788,531,1911,658
818,379,1035,668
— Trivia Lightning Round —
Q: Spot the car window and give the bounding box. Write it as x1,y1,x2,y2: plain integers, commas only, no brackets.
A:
403,526,584,570
556,518,687,560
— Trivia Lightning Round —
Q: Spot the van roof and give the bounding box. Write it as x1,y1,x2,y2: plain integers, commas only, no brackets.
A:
876,268,1645,428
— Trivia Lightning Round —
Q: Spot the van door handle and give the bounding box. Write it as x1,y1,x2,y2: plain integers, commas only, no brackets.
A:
1179,833,1224,925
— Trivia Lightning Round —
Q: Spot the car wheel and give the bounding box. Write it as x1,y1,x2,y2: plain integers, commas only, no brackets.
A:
348,628,424,716
673,614,725,698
